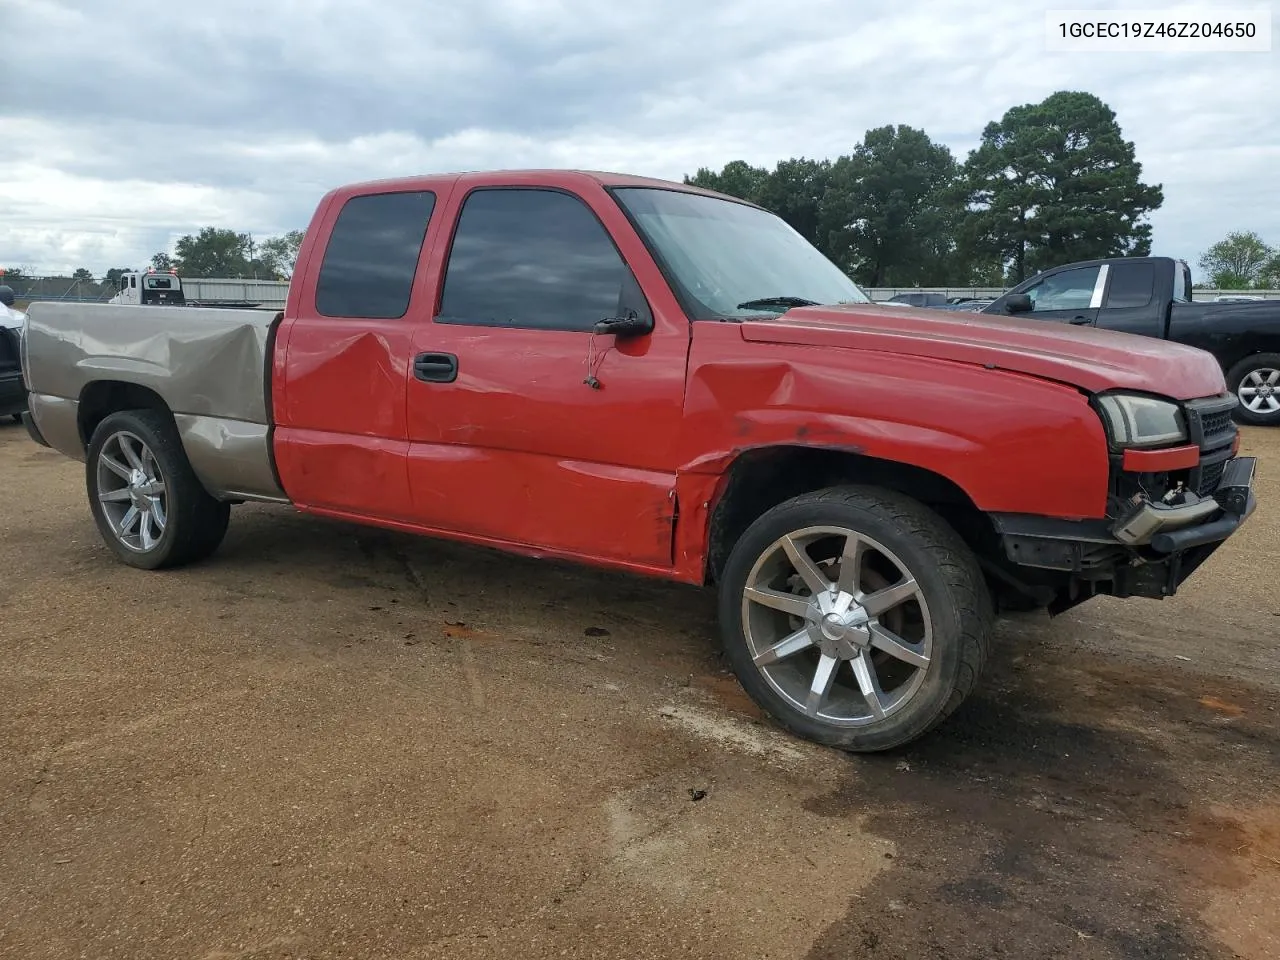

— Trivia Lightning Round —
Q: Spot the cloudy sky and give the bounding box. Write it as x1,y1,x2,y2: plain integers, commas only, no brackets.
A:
2,0,1277,277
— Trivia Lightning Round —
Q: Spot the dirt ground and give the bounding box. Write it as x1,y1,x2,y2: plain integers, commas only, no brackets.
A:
1,420,1277,960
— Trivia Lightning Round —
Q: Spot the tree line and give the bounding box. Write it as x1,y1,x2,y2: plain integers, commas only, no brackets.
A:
5,89,1276,290
1,229,305,285
684,90,1164,287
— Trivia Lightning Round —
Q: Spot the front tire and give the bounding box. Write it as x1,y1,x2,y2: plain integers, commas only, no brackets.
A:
86,409,230,570
1227,353,1280,427
717,485,992,753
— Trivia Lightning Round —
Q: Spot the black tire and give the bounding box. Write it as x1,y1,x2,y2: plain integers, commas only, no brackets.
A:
717,485,992,753
85,409,230,570
1226,353,1280,427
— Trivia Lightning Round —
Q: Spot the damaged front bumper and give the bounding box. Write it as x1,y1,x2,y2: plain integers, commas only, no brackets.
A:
990,455,1258,611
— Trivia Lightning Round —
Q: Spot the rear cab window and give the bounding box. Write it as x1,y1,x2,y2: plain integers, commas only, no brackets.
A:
315,191,437,318
1103,262,1155,309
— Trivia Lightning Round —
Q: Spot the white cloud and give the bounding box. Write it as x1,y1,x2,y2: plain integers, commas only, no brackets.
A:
1,0,1277,274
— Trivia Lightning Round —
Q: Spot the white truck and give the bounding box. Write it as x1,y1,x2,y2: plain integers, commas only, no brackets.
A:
108,269,189,306
108,270,287,309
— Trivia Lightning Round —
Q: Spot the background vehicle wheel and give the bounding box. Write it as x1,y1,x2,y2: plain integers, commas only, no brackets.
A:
717,485,992,753
86,409,230,570
1227,353,1280,426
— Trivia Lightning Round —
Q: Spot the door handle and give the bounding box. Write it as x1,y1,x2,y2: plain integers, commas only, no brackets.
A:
413,352,458,383
1069,316,1092,325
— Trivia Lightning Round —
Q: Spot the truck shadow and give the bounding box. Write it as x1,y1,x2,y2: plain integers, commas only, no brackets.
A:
804,627,1280,960
214,505,1280,960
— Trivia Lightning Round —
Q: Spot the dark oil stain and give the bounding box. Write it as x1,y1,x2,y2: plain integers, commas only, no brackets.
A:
803,638,1280,960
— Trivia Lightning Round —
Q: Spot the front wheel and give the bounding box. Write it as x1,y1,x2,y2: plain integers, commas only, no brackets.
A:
717,485,992,753
1227,353,1280,427
86,409,230,569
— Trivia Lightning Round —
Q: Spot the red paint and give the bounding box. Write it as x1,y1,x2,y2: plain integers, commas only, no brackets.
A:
270,169,1233,586
398,176,688,566
741,304,1228,400
1122,445,1201,472
679,323,1113,517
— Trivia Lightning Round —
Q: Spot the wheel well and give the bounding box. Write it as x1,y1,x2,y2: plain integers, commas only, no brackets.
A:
78,381,173,448
703,445,1001,585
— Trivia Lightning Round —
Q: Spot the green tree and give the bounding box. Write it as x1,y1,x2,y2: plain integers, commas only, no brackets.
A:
963,90,1163,282
258,230,305,279
0,267,26,280
755,158,831,247
1262,252,1280,289
821,125,965,286
151,252,175,271
683,160,769,203
172,227,255,277
72,267,93,281
104,267,131,285
1198,231,1275,289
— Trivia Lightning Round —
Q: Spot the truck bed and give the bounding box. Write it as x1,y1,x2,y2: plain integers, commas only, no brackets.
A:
22,302,287,504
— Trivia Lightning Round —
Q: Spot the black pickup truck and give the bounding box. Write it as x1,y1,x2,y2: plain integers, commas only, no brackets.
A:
982,257,1280,426
0,286,26,423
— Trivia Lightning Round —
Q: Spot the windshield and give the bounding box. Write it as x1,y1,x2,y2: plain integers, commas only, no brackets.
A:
611,187,870,319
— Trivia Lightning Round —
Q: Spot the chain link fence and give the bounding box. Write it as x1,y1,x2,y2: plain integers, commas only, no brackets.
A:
0,276,121,307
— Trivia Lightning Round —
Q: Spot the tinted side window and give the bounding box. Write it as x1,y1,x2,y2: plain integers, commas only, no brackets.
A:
1105,262,1155,309
315,191,436,319
438,188,630,331
1027,266,1100,311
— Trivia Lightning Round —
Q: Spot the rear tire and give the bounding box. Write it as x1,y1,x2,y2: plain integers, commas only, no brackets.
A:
1227,353,1280,426
717,485,992,753
85,409,230,570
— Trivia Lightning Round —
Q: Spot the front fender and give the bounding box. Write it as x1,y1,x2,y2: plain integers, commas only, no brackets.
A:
678,328,1111,519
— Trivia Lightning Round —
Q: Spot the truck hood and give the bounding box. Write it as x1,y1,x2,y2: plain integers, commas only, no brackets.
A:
738,303,1227,400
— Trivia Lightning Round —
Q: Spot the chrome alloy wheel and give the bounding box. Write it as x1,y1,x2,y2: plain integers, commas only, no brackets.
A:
1239,367,1280,416
94,430,168,552
740,525,932,726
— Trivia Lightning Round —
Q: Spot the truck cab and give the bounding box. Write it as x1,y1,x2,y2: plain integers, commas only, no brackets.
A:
109,270,187,307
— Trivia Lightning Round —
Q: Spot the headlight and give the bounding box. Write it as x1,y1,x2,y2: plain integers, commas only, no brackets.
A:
1095,393,1188,449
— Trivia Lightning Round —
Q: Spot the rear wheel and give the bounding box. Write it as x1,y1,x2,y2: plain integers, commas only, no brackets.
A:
1227,353,1280,426
717,485,992,753
86,409,230,569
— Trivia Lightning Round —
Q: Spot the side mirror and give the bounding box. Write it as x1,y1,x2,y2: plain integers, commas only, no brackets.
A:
0,286,14,308
1004,293,1032,314
593,313,654,338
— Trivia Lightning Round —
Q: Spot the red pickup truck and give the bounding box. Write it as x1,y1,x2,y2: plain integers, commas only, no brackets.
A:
20,169,1258,752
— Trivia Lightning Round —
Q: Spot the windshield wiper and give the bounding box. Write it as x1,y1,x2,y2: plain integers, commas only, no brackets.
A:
735,296,820,311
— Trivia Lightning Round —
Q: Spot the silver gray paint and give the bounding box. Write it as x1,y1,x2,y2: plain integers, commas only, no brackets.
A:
173,414,289,503
23,302,287,503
